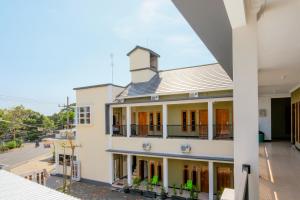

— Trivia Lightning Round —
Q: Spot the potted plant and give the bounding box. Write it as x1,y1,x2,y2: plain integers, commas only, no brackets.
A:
160,185,168,200
179,184,183,195
143,182,156,198
171,184,186,200
130,177,142,195
188,186,198,200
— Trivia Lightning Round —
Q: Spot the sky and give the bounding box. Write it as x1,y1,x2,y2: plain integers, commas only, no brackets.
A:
0,0,215,115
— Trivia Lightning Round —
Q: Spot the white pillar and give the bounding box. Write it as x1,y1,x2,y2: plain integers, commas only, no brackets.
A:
126,106,131,137
163,104,168,139
209,161,214,200
208,100,213,140
163,157,168,192
127,154,132,185
233,6,259,200
108,153,114,184
109,106,113,136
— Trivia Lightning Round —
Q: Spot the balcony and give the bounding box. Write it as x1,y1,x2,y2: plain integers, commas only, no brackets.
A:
213,124,233,140
112,125,127,137
167,125,208,139
131,125,162,138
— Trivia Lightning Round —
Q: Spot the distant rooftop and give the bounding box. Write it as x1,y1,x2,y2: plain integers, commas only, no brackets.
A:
117,63,233,98
0,170,78,200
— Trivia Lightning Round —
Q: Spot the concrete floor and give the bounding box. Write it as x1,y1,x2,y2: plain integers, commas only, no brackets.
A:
260,141,300,200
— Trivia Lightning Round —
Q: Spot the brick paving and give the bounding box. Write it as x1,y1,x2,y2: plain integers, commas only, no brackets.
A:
69,181,149,200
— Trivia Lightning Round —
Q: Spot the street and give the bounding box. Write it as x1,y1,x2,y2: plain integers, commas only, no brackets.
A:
0,142,51,169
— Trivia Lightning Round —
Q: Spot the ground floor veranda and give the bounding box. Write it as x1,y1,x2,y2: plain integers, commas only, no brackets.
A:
111,153,233,199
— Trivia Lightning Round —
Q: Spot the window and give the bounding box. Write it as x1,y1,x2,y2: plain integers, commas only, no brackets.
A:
77,106,91,124
192,167,197,186
182,111,187,131
190,111,196,131
156,112,161,131
149,113,154,131
157,162,162,181
59,154,76,166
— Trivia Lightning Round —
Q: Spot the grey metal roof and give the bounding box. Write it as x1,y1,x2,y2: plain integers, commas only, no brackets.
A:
0,170,78,200
117,63,233,98
127,45,160,57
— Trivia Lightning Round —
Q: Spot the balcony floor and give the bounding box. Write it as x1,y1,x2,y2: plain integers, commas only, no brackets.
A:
259,141,300,200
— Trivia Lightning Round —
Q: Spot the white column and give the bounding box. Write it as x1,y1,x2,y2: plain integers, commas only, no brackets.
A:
126,106,131,137
163,157,168,192
209,161,214,200
208,100,213,140
127,154,132,185
163,104,168,139
108,153,114,184
109,106,113,136
233,6,259,200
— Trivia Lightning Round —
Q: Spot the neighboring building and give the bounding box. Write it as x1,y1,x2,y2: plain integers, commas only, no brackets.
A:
54,46,235,199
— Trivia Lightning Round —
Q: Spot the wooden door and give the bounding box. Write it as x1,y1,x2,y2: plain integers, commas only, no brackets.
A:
216,109,230,135
200,166,209,193
216,167,232,191
199,110,208,136
139,160,144,179
138,112,148,136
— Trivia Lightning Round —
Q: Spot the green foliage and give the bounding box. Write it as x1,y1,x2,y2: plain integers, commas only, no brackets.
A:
133,177,141,189
179,184,183,195
5,140,17,149
173,184,177,196
0,144,9,152
26,132,39,141
15,138,23,148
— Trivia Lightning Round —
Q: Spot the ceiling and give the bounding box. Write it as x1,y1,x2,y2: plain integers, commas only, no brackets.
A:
257,0,300,95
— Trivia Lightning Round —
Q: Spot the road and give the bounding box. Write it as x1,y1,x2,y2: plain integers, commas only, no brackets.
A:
0,142,51,169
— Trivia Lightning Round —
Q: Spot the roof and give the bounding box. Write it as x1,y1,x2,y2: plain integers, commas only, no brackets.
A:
117,63,233,98
74,83,124,91
0,170,78,200
127,45,160,57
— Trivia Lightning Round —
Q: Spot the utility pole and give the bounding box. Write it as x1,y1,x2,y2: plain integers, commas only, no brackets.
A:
59,96,70,130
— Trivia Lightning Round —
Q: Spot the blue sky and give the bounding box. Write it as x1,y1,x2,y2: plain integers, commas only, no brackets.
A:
0,0,215,115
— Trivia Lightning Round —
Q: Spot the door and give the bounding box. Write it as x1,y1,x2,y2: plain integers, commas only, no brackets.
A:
216,109,230,136
292,103,296,144
138,112,148,136
139,160,144,179
199,110,208,136
200,166,209,193
216,167,232,192
271,98,291,140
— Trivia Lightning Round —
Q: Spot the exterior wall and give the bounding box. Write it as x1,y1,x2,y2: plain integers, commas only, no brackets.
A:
168,159,207,191
111,137,233,158
131,69,157,83
131,106,162,124
213,101,233,124
129,49,150,71
75,85,123,183
168,103,208,125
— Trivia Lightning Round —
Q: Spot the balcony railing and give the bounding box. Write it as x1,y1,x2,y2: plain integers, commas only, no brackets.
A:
213,124,233,140
131,124,163,137
167,125,208,139
112,125,127,137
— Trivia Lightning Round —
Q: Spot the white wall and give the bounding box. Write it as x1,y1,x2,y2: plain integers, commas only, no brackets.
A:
258,97,271,140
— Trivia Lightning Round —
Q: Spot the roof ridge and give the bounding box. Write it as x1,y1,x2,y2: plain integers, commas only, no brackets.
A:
158,63,219,73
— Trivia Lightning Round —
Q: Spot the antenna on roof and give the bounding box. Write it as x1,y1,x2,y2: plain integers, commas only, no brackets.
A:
110,53,114,84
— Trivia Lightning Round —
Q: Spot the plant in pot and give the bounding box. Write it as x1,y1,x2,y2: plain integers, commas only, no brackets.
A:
123,183,130,193
131,177,142,195
188,186,198,200
160,185,168,200
171,184,186,200
179,184,183,195
143,181,156,198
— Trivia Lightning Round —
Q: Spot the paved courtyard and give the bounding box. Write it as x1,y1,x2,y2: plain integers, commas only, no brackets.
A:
260,141,300,200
